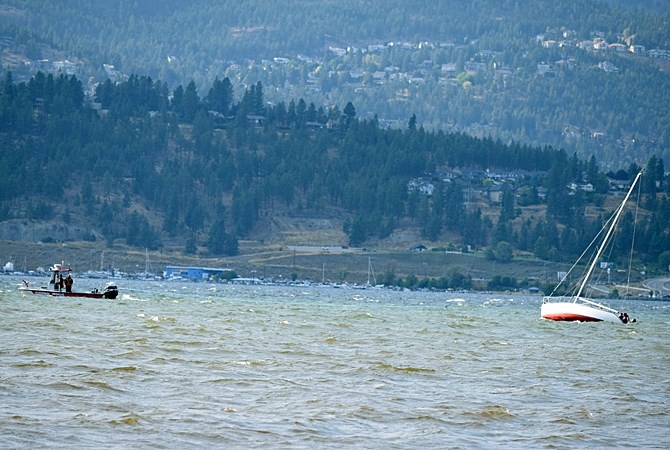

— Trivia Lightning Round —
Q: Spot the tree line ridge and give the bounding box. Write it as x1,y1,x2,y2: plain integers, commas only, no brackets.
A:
0,70,669,271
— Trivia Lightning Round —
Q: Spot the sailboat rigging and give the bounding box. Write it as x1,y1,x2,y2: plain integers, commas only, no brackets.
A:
367,257,377,287
541,171,643,324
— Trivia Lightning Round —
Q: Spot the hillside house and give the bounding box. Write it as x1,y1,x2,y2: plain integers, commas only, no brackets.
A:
349,68,364,80
608,178,632,192
247,115,266,127
486,169,519,182
326,119,341,131
567,182,594,193
487,183,512,204
53,59,78,75
461,168,487,180
537,63,554,76
328,47,346,57
408,178,435,196
372,71,386,84
464,61,487,73
593,38,609,51
599,61,619,72
609,43,627,53
577,40,594,51
306,121,325,130
441,63,457,75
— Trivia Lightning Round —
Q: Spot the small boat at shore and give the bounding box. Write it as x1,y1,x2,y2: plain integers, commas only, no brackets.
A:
18,263,119,299
541,172,642,324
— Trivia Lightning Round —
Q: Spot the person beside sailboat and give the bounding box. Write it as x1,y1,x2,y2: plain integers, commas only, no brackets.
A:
618,312,635,324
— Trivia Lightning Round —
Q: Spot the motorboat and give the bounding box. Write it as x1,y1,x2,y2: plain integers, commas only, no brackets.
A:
19,263,119,299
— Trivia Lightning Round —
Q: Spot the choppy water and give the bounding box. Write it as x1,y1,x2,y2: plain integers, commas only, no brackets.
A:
1,276,668,449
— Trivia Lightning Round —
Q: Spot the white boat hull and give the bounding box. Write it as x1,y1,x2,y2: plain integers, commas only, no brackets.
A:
18,286,119,299
541,301,621,323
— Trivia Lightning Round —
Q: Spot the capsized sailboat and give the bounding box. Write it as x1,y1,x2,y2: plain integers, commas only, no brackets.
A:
541,172,642,324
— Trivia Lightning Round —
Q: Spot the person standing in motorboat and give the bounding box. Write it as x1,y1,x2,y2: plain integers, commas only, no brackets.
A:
64,274,73,293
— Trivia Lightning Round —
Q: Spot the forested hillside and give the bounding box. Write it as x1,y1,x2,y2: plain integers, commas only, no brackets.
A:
1,71,669,270
0,1,669,167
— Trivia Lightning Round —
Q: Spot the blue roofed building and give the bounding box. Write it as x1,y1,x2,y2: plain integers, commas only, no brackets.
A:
165,266,235,281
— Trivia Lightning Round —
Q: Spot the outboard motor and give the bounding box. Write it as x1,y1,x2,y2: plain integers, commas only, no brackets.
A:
103,283,119,299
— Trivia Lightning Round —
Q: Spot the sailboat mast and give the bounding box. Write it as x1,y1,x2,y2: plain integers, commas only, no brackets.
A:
575,171,642,299
367,257,376,286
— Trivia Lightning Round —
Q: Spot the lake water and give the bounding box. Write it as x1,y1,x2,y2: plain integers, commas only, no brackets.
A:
1,277,669,449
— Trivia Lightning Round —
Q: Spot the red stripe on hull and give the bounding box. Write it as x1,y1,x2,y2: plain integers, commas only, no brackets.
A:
32,290,104,298
22,289,114,299
542,313,602,322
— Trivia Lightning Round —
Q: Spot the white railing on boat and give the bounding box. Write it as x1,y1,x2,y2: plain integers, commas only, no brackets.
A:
543,295,619,314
